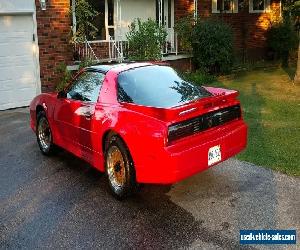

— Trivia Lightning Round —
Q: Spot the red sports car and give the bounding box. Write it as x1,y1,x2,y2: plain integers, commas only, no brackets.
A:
30,63,247,198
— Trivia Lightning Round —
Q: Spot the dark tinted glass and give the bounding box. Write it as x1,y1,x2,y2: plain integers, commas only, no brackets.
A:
88,0,105,40
253,0,264,10
117,66,212,108
67,71,104,102
108,0,114,26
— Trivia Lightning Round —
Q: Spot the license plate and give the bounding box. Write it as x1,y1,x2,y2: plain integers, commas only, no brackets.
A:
208,145,222,166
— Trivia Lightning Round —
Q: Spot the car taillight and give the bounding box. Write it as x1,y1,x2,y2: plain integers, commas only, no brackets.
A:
168,118,201,143
167,105,241,144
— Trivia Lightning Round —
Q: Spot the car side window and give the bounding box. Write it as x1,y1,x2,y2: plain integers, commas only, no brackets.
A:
67,71,105,102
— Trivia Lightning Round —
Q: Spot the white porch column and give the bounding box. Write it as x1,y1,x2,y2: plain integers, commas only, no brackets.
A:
158,0,163,26
105,0,109,40
194,0,198,20
72,0,76,35
116,0,122,41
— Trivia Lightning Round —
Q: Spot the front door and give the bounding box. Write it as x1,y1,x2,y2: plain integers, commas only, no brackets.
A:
54,70,105,159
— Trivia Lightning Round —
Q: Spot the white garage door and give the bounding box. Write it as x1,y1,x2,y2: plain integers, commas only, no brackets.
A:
0,15,39,110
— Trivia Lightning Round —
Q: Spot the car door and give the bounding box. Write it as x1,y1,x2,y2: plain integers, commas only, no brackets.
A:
54,70,105,158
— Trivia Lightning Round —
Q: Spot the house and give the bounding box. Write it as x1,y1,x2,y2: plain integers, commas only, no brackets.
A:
0,0,281,110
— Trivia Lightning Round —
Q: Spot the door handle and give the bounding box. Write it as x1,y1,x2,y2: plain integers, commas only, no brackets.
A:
83,112,93,119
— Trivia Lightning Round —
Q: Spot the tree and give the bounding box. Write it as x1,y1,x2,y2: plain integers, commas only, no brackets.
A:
294,42,300,83
282,0,300,81
267,20,298,67
293,0,300,82
192,20,234,73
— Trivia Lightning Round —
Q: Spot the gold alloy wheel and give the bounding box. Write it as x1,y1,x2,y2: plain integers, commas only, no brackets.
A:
37,117,51,151
107,146,126,191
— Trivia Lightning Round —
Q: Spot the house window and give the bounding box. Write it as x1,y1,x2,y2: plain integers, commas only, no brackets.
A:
73,0,115,41
223,0,232,11
87,0,106,40
108,0,114,26
212,0,238,13
249,0,270,13
253,0,264,10
107,0,115,39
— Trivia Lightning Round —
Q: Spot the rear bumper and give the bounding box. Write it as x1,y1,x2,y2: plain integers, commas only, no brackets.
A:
135,120,247,184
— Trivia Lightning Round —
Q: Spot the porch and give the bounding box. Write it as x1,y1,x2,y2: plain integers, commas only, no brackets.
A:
71,0,197,62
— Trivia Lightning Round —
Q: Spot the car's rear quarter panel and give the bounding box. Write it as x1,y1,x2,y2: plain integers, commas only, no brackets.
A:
101,105,168,172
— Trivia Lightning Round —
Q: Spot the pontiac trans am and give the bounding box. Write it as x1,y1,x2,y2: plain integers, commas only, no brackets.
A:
30,63,247,198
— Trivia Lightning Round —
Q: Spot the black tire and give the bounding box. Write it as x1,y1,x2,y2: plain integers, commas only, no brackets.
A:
104,135,138,199
36,111,55,155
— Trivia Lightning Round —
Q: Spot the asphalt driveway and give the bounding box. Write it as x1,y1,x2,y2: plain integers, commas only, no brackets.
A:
0,108,299,249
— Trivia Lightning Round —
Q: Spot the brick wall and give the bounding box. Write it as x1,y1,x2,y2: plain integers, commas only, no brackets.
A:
35,0,73,92
175,0,195,19
167,58,194,72
91,43,110,59
174,0,281,60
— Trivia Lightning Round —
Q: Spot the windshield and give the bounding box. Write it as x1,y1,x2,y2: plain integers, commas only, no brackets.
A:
117,65,212,108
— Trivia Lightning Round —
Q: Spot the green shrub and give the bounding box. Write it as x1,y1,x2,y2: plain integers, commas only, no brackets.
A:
55,63,72,92
182,70,217,85
126,18,167,61
192,20,234,73
266,20,298,67
174,15,194,53
78,57,94,69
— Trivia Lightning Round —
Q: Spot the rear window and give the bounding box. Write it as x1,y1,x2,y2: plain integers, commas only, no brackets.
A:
117,65,212,108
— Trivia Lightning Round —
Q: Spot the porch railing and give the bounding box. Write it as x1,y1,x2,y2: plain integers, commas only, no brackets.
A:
74,38,129,63
74,29,179,63
108,36,129,62
74,38,100,62
163,31,178,55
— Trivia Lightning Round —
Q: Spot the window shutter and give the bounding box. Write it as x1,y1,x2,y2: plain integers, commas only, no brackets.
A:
232,0,239,13
212,0,219,13
265,0,271,12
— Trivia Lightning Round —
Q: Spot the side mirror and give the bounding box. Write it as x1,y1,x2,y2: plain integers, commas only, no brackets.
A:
57,90,67,99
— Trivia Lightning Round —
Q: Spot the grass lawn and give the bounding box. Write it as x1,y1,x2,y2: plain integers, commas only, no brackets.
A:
203,67,300,176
